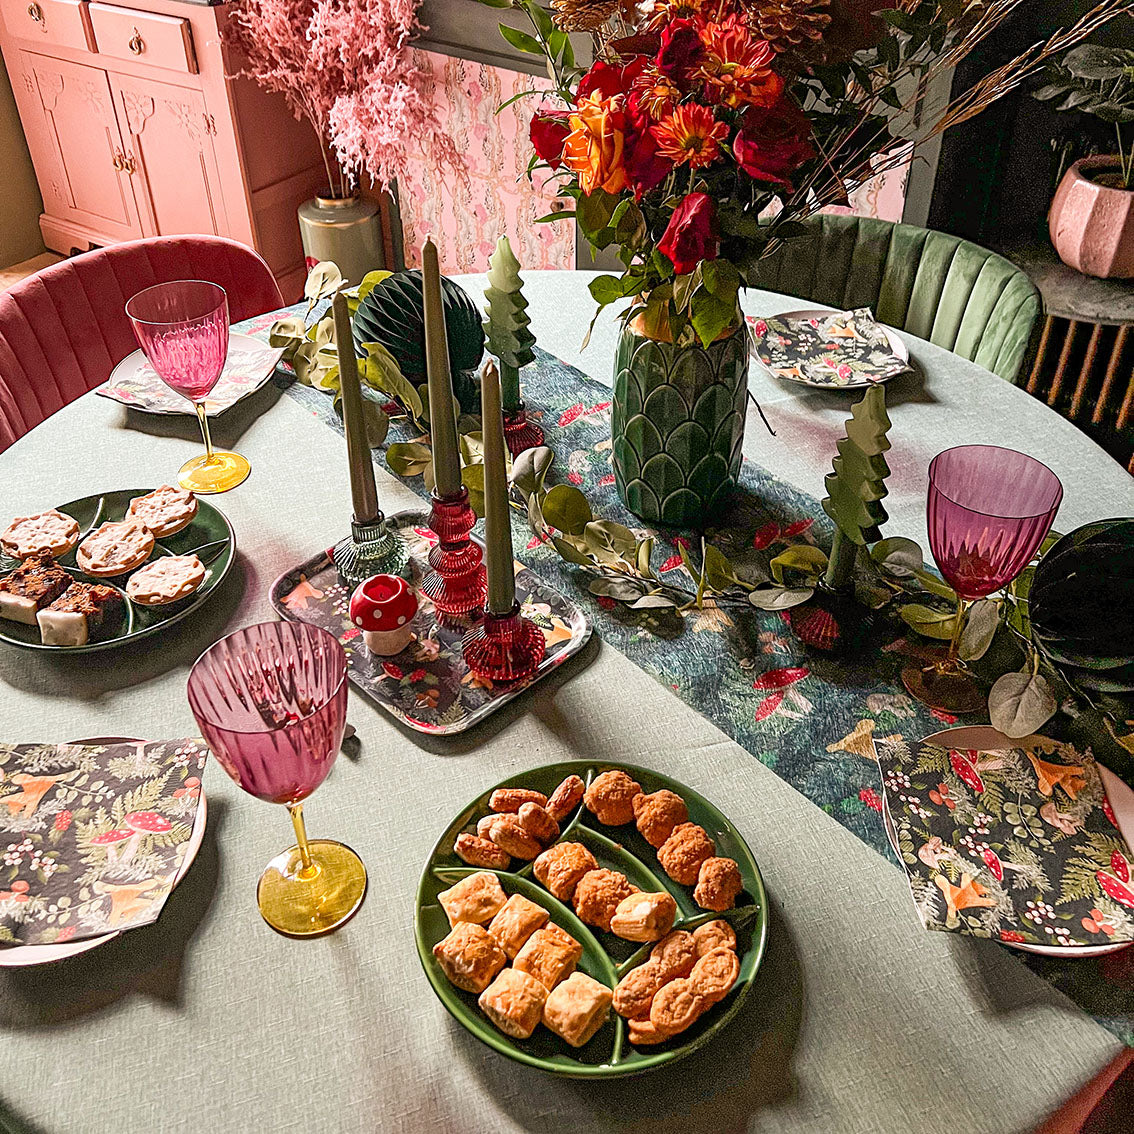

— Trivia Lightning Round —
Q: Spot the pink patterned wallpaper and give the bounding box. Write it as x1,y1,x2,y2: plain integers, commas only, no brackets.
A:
399,50,575,274
398,50,910,275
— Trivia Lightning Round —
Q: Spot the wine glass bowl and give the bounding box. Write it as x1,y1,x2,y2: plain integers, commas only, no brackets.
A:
188,621,366,937
904,445,1062,713
126,280,251,494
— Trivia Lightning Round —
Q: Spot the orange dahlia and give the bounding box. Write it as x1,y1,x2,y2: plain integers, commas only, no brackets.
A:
652,104,728,169
645,0,715,31
632,63,682,120
697,14,783,109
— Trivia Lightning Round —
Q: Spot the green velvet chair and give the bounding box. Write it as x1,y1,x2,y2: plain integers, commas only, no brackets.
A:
750,214,1042,384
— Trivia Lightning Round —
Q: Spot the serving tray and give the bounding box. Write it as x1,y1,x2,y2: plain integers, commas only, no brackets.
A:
269,510,591,735
0,489,234,654
415,761,768,1077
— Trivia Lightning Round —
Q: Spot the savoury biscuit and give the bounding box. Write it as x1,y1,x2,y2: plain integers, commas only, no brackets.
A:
632,789,689,848
487,893,549,959
126,485,198,537
692,918,737,956
125,554,205,605
489,787,547,813
649,930,698,979
483,814,541,860
545,774,585,823
76,519,154,577
627,1018,671,1045
433,922,507,993
517,801,559,845
513,924,582,990
533,841,597,902
657,822,716,886
649,977,705,1038
612,959,667,1019
1,510,80,559
689,946,740,1005
454,833,511,870
438,871,508,927
478,968,548,1039
573,869,638,933
542,972,613,1048
584,769,642,826
694,856,743,912
609,891,677,943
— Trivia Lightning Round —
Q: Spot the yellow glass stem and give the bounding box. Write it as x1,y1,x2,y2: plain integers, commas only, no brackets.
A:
194,402,218,466
288,802,318,880
946,597,971,668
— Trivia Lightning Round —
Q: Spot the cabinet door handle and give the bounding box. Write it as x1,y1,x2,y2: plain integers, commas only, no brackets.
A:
27,3,43,22
128,28,144,54
122,151,136,175
112,149,124,172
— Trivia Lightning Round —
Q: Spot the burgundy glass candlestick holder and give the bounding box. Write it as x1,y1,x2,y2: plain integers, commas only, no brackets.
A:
462,602,546,684
502,404,545,457
421,487,487,620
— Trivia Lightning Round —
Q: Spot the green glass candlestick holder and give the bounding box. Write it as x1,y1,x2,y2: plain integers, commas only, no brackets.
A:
332,515,408,587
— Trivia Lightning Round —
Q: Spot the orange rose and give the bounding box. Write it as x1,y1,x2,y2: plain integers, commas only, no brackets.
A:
563,94,630,195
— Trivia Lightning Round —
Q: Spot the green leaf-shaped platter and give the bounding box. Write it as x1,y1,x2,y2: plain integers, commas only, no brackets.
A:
415,761,768,1077
0,488,234,654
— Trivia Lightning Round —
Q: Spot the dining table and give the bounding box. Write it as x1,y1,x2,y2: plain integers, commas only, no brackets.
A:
2,269,1133,1134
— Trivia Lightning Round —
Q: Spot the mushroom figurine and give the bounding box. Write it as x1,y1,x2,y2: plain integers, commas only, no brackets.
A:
349,574,418,657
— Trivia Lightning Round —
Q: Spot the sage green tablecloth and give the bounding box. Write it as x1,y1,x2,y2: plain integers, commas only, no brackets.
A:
1,272,1132,1134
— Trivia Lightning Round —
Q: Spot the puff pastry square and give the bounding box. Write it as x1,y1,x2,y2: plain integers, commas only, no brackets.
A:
542,971,613,1048
438,871,508,927
513,924,583,990
478,968,548,1039
432,922,507,993
488,893,549,959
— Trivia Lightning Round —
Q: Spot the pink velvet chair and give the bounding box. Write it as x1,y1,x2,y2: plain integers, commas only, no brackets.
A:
0,236,284,452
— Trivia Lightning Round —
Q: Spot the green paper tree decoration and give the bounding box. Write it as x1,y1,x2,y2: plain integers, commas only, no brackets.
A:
484,235,536,412
822,385,892,591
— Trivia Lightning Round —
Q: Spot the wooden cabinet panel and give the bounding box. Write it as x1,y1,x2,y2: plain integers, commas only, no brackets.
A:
0,0,94,53
109,72,227,238
17,51,142,241
89,2,194,73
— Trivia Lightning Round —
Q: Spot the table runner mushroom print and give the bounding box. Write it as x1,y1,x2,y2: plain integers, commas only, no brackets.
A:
0,739,207,945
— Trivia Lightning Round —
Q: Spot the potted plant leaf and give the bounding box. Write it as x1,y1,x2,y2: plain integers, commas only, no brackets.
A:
1036,43,1134,278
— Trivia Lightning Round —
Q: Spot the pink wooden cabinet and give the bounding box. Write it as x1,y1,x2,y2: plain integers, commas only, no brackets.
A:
0,0,324,300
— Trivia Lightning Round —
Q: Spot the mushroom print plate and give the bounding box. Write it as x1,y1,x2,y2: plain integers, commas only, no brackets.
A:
269,510,591,735
877,726,1134,958
0,489,235,654
415,762,768,1077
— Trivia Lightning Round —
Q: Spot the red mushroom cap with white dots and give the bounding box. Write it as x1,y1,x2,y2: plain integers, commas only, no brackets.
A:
751,666,809,690
349,574,418,633
124,811,173,834
91,828,133,845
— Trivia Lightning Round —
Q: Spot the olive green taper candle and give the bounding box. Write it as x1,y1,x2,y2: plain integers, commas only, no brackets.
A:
479,360,516,614
332,290,379,524
421,236,462,498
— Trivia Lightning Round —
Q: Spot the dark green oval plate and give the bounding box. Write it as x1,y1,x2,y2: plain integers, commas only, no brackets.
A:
0,489,234,654
415,761,768,1077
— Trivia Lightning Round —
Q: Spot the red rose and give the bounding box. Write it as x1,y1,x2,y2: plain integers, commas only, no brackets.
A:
625,117,672,195
529,106,571,170
658,192,719,275
656,19,705,89
734,98,814,188
577,57,649,101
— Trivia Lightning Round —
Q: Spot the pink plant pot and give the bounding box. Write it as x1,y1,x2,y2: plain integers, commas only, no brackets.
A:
1049,155,1134,279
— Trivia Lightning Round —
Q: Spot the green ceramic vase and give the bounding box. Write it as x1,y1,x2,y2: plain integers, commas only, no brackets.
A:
612,320,749,525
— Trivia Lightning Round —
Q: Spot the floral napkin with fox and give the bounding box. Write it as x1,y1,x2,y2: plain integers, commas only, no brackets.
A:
875,734,1134,948
0,739,207,946
750,308,912,388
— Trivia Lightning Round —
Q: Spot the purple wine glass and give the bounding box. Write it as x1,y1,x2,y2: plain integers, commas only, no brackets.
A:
126,280,250,493
187,621,366,936
904,445,1062,713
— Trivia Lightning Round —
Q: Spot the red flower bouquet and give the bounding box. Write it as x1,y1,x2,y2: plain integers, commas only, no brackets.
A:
484,0,1128,345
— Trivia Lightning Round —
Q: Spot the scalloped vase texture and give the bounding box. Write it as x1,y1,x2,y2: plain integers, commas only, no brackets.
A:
612,321,749,525
1049,156,1134,280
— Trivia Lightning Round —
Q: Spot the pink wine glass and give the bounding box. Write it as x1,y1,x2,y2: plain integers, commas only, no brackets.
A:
187,621,367,937
126,280,250,493
904,445,1062,713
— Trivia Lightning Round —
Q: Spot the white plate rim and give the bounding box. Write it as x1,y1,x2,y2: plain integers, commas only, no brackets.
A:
0,738,208,966
751,307,911,390
880,724,1134,959
99,333,284,416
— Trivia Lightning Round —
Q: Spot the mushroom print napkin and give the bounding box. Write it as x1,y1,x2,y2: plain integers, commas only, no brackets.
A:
750,308,912,388
0,739,208,946
97,339,284,415
875,735,1134,948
